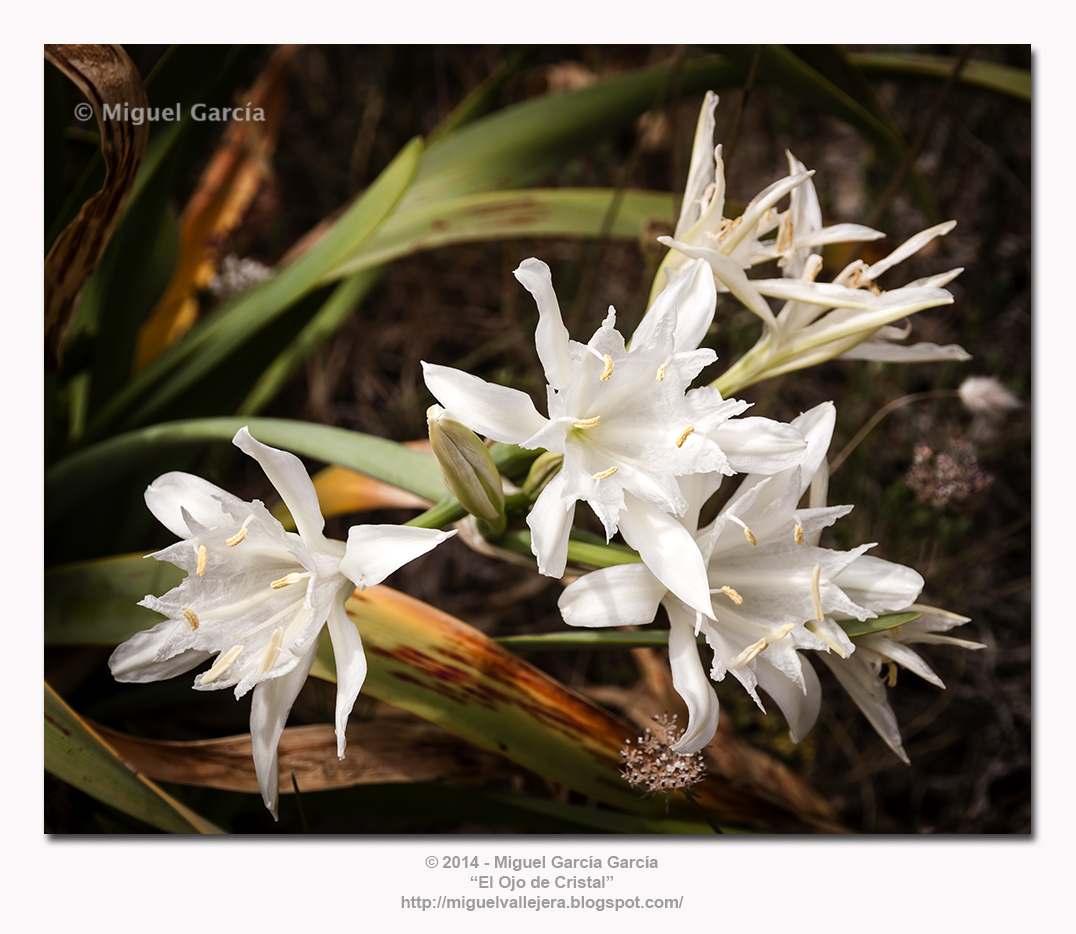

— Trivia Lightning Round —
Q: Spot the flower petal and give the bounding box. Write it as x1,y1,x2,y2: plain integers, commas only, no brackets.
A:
675,91,719,238
232,427,326,547
248,647,317,819
422,362,547,444
818,651,909,764
754,652,822,744
618,495,714,620
324,588,368,758
834,554,924,614
526,470,575,578
667,601,720,754
339,525,455,590
514,258,573,391
144,472,245,540
108,619,213,683
711,417,806,475
559,563,665,628
632,258,716,355
838,340,972,362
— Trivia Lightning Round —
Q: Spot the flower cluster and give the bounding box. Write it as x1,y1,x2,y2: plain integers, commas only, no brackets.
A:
621,714,707,797
110,428,454,817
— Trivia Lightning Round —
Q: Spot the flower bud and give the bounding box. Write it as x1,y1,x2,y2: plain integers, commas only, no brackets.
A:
522,451,564,500
427,405,506,535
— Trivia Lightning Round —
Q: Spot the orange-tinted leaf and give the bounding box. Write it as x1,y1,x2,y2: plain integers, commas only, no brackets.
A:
44,45,149,369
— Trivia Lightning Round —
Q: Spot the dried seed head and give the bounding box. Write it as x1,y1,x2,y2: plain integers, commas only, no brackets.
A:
620,714,706,797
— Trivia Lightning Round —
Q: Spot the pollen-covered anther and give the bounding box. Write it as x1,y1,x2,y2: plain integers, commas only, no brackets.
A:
655,363,667,382
225,528,248,547
794,524,806,545
802,254,823,282
592,466,619,480
887,661,899,687
719,585,743,606
572,416,601,430
196,545,207,576
270,572,304,590
600,354,614,382
776,214,794,254
675,427,695,448
811,564,824,621
718,215,743,242
727,513,757,547
182,607,199,631
768,622,795,642
259,628,285,675
200,645,243,685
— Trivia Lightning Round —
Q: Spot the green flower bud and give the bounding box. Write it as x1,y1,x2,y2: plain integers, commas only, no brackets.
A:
522,451,564,500
427,405,506,536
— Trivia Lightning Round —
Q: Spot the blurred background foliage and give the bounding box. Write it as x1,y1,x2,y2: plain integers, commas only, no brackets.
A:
45,44,1030,833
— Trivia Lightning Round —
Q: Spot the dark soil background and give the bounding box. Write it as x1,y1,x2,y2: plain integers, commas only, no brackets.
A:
46,45,1031,834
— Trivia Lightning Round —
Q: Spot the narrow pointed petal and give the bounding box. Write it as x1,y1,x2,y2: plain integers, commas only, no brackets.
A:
340,525,455,590
724,171,814,254
249,649,317,819
144,472,244,540
514,258,572,391
526,470,575,578
754,652,822,744
834,554,924,613
675,91,718,237
324,590,367,758
667,602,720,754
559,563,665,628
618,495,714,620
632,258,716,355
858,634,945,688
839,340,971,362
109,619,213,683
233,427,326,546
865,220,957,281
818,652,909,764
711,417,806,474
422,362,547,444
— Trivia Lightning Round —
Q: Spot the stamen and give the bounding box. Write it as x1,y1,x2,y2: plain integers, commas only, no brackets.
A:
794,524,806,545
718,215,742,242
718,585,743,606
769,622,795,642
675,427,695,448
200,645,243,685
270,572,305,590
600,354,614,381
572,416,601,430
732,637,767,669
225,528,248,547
802,254,823,282
196,545,207,576
811,564,824,621
726,513,757,547
776,213,794,254
259,628,285,675
655,363,667,381
886,661,898,688
806,621,846,658
182,607,199,631
592,466,619,480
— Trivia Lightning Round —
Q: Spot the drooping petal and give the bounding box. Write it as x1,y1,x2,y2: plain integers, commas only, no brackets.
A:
675,91,719,238
667,601,720,754
618,495,714,620
109,619,213,683
233,427,327,547
864,220,957,281
754,652,822,744
559,563,665,628
249,648,317,819
838,340,971,362
339,525,456,590
834,554,924,614
818,651,909,764
144,472,245,540
526,470,575,578
422,362,547,444
324,588,368,758
857,634,945,688
514,258,573,391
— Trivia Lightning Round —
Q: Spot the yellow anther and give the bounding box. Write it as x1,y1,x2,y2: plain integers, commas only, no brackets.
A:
886,661,898,688
811,564,824,621
776,214,794,254
720,585,743,606
802,254,823,282
196,545,207,577
592,466,619,480
769,623,795,642
656,363,667,381
726,513,757,546
600,354,614,381
259,628,285,675
200,645,243,686
270,572,303,590
732,637,767,669
572,416,601,430
794,524,806,545
225,528,248,547
675,427,695,448
718,215,742,242
182,607,200,631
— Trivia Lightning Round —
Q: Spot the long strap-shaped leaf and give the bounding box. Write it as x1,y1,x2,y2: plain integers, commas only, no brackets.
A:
45,682,223,834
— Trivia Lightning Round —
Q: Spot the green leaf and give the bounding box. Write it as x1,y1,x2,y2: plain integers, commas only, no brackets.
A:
850,52,1031,103
46,417,446,525
836,610,922,638
83,138,423,442
497,630,676,651
45,682,224,834
497,528,643,569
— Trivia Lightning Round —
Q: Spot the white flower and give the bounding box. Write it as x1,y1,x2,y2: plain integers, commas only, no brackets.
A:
558,403,924,754
959,375,1022,419
109,427,454,817
423,257,802,619
817,606,986,763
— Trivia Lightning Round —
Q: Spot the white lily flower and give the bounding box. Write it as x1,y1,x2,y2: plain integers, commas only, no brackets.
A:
817,605,985,763
558,402,924,754
423,256,796,620
109,427,454,817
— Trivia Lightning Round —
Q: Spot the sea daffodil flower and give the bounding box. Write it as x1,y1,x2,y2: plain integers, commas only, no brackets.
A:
423,257,800,620
558,403,923,754
109,427,454,816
